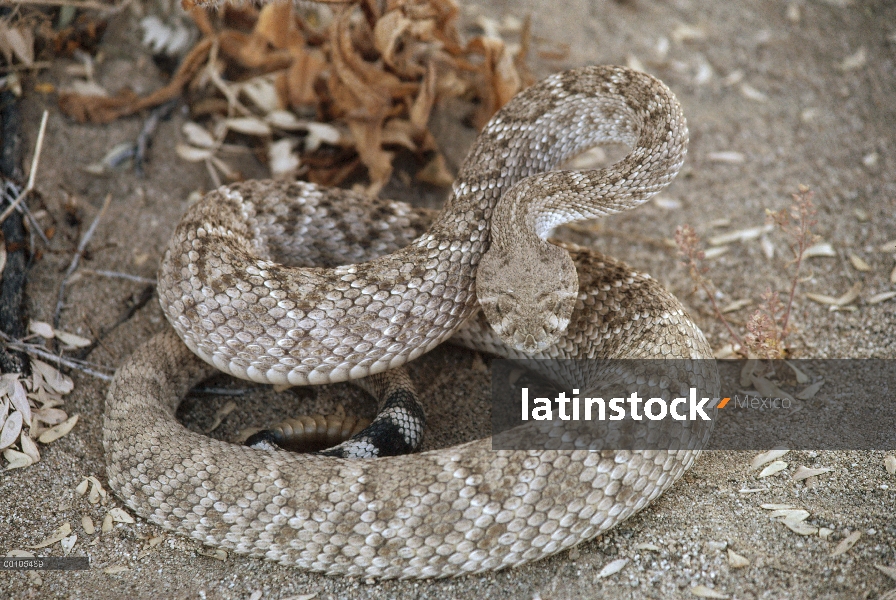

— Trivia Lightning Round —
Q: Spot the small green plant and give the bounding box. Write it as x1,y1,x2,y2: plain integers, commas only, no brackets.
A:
675,185,818,358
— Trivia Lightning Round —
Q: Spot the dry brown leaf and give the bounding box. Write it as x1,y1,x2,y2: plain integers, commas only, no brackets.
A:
381,119,418,151
255,2,302,50
374,10,413,69
468,36,522,129
416,152,454,186
347,119,393,195
59,37,213,123
282,47,327,108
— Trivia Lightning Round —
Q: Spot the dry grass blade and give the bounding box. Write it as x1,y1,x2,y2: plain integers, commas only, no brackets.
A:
751,448,789,469
806,282,862,307
206,400,237,433
595,558,628,579
54,193,113,327
0,110,48,226
848,253,870,272
804,242,836,257
876,564,896,581
795,379,824,400
792,466,830,481
727,549,749,568
867,291,896,305
758,460,788,478
830,531,861,557
690,585,728,599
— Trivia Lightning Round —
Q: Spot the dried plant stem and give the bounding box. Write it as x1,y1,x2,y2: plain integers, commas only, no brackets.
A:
699,280,744,348
0,332,113,381
53,193,113,327
80,269,156,284
3,181,51,246
0,110,47,226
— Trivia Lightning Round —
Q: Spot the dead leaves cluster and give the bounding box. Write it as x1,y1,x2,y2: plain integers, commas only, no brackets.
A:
0,346,78,471
59,0,533,194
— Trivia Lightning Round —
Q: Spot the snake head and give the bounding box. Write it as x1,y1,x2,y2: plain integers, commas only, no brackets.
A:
476,241,579,354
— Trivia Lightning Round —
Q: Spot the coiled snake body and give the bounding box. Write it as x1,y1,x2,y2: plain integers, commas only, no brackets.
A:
104,66,714,579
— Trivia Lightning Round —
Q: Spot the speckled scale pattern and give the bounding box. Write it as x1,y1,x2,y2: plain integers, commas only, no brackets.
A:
156,66,686,387
105,66,716,579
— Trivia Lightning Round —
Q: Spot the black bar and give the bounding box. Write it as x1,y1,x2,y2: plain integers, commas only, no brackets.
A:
0,557,89,570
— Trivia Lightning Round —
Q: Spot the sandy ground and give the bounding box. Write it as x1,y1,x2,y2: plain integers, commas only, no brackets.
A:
2,0,896,598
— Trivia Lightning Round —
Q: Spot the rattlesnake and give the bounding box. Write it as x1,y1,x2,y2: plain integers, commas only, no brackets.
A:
104,66,715,579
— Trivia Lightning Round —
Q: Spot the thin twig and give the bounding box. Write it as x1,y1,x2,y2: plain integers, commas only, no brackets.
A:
0,332,113,381
80,269,156,284
192,387,251,396
135,100,178,176
53,193,113,327
0,110,47,226
71,284,155,360
2,181,50,246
